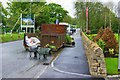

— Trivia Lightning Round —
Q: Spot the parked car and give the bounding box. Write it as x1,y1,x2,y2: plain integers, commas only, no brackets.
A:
70,28,76,34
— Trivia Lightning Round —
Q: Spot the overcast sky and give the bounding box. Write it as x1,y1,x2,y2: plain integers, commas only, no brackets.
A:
1,0,120,18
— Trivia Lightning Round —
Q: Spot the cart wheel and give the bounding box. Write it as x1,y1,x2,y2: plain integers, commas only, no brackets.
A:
29,52,31,58
39,54,41,60
43,54,47,59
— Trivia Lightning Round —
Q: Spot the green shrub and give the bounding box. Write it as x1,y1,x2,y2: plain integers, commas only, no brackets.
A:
87,34,97,41
101,27,118,51
90,29,99,34
49,45,56,49
0,33,24,42
93,27,104,42
94,27,119,57
65,34,72,43
97,39,105,50
36,29,40,33
45,44,56,49
87,35,93,40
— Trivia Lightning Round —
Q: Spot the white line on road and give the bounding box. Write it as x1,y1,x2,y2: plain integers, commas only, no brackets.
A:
34,66,48,78
50,44,92,78
107,75,120,78
53,66,91,77
51,60,91,77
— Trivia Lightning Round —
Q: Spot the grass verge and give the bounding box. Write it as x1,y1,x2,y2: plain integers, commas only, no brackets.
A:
105,58,120,75
0,33,24,43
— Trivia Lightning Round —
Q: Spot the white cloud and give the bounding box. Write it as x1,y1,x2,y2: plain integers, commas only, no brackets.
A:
1,0,120,18
1,0,8,8
46,0,120,18
46,0,76,18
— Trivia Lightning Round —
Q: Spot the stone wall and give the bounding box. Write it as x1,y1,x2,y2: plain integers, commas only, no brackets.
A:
81,31,107,77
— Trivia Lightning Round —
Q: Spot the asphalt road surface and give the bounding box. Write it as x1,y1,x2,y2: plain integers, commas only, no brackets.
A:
0,29,106,79
39,29,105,80
1,40,50,78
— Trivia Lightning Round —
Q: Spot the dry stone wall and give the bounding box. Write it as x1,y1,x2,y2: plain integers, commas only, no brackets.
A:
81,31,107,77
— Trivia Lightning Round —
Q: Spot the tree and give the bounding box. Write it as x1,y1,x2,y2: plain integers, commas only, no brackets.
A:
63,15,72,23
0,2,8,26
75,1,120,33
63,15,77,25
47,3,68,23
6,1,46,29
75,2,86,29
5,1,68,31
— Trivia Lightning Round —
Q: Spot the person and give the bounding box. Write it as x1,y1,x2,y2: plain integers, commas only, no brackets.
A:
30,37,40,46
25,36,39,47
25,35,40,58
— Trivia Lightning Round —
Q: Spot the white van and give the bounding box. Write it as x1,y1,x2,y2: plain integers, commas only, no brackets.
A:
59,22,72,35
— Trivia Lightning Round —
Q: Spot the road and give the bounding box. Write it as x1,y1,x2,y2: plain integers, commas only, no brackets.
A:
0,29,105,79
1,40,50,78
39,29,104,79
